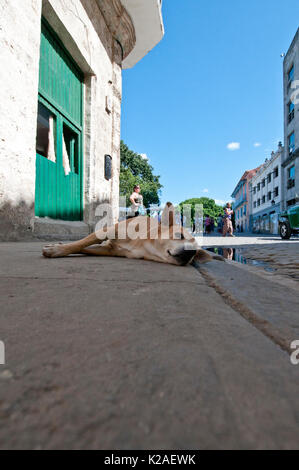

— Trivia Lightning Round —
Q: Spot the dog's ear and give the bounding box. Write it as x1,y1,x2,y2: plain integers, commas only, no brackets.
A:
161,202,174,227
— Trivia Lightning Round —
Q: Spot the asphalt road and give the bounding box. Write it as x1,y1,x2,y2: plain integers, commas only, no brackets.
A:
0,242,298,449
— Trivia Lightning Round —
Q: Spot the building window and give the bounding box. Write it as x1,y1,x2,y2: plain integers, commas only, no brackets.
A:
241,208,243,217
262,195,266,204
262,179,266,188
257,183,261,191
287,165,295,189
274,167,279,178
254,201,257,208
288,65,294,83
253,186,256,194
257,199,260,206
287,198,296,207
288,165,295,179
268,191,272,201
288,101,295,123
288,132,295,155
244,205,247,216
63,124,80,175
287,65,294,91
267,173,272,183
36,102,57,160
274,187,279,198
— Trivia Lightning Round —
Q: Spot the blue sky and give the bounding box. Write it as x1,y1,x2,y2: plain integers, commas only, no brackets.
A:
121,0,299,206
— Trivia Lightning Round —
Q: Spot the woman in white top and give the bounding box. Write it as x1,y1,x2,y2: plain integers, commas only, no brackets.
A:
129,185,144,218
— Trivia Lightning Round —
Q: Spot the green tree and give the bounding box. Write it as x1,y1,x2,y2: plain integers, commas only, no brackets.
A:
120,141,162,208
179,197,224,224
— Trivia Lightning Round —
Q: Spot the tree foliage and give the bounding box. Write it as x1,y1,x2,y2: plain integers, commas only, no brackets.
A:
178,197,224,222
120,141,162,208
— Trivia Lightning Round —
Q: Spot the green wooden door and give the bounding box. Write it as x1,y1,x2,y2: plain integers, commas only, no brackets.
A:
35,20,84,221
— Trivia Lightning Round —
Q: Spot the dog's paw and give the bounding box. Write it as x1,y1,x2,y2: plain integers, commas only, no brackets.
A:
212,255,225,262
42,244,66,258
194,249,213,264
194,250,226,264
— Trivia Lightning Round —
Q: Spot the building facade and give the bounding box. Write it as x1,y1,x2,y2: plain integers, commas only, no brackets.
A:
0,0,164,240
250,144,283,234
281,27,299,210
231,167,260,232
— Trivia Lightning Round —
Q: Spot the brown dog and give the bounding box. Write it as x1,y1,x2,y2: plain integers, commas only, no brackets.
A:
42,203,213,266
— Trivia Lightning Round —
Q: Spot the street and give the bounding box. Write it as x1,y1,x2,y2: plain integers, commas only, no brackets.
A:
200,233,299,282
0,238,298,449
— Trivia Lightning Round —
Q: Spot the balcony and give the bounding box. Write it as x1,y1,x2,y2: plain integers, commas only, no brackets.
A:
97,1,164,69
121,0,165,69
232,196,247,210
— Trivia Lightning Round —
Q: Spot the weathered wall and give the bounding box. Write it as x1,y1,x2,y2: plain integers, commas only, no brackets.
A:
0,0,42,240
0,0,131,239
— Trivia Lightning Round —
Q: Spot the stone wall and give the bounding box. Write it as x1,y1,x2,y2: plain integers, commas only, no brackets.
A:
0,0,42,240
0,0,133,239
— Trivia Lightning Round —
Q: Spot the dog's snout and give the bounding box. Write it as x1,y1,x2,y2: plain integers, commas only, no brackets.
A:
173,248,197,266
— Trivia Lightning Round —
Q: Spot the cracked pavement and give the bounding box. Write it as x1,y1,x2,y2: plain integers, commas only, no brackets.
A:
0,241,298,449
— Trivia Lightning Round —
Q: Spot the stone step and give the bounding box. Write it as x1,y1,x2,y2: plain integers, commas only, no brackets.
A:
32,217,90,241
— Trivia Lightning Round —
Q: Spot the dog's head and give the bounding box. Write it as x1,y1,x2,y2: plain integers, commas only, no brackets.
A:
148,202,198,266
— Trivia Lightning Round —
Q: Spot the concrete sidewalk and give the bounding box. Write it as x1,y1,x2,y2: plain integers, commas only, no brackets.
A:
0,242,298,449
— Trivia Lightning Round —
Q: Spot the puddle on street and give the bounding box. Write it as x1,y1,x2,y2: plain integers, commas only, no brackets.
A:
205,247,277,273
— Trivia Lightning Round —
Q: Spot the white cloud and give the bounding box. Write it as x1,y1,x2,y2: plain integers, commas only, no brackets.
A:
139,153,148,160
215,199,226,206
254,142,261,147
202,189,209,193
227,142,240,151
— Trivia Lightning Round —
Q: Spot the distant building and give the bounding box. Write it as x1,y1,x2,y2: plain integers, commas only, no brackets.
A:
0,0,164,240
231,167,260,232
249,144,284,234
281,27,299,210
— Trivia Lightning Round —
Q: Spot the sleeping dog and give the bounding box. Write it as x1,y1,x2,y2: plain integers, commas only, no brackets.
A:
42,203,214,266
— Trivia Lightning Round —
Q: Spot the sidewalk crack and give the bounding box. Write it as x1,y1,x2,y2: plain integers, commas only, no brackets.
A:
192,262,292,355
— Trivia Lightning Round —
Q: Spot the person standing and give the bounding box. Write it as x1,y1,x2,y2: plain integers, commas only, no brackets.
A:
205,216,211,234
222,203,234,237
129,185,144,218
217,213,223,233
210,217,215,233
